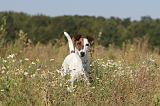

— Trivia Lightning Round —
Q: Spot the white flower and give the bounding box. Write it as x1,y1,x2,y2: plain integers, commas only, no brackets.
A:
36,59,40,62
31,74,36,78
24,58,29,61
92,86,95,89
12,59,16,63
24,72,29,76
50,59,55,62
7,54,15,59
2,59,7,63
19,59,22,63
2,66,6,70
60,83,62,87
1,70,5,74
96,77,100,80
0,89,4,92
31,62,36,65
36,68,41,71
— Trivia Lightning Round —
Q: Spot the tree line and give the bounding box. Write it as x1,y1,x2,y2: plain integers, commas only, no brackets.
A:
0,11,160,49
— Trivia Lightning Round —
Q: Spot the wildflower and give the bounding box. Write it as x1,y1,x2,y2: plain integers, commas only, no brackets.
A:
92,86,95,89
1,70,5,74
24,72,29,76
12,59,16,63
149,57,155,62
0,89,4,92
114,69,118,72
2,66,6,70
0,27,3,30
24,58,29,61
31,62,36,65
19,59,22,63
118,66,123,70
7,54,15,59
36,58,40,62
60,83,62,87
112,74,116,78
14,83,18,86
31,74,36,78
2,59,7,63
96,77,100,80
50,58,55,62
36,68,41,71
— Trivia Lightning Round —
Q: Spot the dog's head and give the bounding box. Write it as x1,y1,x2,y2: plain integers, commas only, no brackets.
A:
73,34,94,57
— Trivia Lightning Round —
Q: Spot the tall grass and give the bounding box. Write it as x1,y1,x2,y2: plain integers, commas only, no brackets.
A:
0,24,160,105
0,36,160,106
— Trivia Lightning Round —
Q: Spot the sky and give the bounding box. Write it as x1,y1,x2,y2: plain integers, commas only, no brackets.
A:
0,0,160,20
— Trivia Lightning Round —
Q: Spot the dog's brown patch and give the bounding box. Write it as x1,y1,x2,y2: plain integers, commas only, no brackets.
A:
72,34,94,50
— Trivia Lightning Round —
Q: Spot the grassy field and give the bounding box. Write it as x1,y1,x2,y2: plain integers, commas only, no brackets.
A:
0,37,160,106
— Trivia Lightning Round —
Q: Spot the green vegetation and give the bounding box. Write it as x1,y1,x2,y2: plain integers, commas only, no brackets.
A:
0,11,160,106
1,11,160,49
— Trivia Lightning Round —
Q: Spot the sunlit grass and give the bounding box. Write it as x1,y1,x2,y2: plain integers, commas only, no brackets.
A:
0,41,160,106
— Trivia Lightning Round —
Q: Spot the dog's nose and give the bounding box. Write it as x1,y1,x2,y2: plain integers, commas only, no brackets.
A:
80,52,85,57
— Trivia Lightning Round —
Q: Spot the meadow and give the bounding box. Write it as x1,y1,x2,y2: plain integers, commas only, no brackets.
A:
0,31,160,106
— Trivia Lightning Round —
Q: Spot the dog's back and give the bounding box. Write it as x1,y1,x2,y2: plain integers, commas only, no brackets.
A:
62,53,84,75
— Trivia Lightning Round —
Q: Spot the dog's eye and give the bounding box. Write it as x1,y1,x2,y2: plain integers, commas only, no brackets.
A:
86,44,89,46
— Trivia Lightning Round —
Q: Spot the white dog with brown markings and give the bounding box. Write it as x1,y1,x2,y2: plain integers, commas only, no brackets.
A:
59,32,93,92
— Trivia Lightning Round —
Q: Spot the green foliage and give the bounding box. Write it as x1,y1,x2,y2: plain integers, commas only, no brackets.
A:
0,12,160,49
0,16,7,47
154,95,160,106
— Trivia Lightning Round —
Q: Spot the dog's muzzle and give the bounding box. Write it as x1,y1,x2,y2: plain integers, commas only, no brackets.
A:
80,52,85,57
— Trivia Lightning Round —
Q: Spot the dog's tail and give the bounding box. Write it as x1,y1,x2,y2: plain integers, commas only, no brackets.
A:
64,32,75,53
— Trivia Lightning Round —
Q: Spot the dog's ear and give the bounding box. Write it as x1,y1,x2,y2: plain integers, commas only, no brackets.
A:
73,34,82,41
86,36,94,46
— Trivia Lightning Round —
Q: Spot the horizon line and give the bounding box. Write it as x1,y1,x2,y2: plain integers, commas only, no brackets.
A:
0,10,159,21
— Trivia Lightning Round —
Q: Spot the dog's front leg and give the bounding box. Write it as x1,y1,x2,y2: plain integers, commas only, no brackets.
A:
67,76,76,92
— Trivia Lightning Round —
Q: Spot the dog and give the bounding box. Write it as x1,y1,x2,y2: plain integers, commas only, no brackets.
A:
59,32,93,91
72,33,94,74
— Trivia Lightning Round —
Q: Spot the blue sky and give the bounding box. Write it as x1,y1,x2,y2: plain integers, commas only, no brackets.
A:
0,0,160,20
